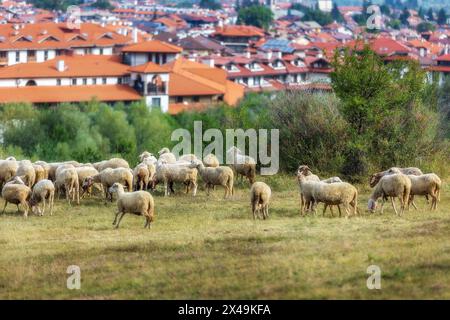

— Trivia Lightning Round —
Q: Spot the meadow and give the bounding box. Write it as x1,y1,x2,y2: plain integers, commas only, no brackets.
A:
0,175,449,299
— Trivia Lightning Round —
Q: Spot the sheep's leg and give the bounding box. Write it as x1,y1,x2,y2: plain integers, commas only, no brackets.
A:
112,211,120,225
42,197,46,216
1,200,7,214
144,216,151,228
115,212,126,229
21,200,28,218
50,192,54,216
391,197,399,216
430,194,437,210
192,181,197,197
322,204,327,217
338,205,342,218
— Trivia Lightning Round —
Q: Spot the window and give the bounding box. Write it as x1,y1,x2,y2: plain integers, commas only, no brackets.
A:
193,96,200,102
99,48,104,55
44,51,48,60
28,50,36,60
102,78,107,85
83,78,87,85
15,52,20,63
175,96,183,103
254,77,261,86
57,79,61,86
93,78,97,85
152,97,161,107
72,78,77,85
118,77,122,85
0,51,6,59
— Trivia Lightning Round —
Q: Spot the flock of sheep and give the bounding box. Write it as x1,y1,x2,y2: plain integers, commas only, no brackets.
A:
0,146,443,229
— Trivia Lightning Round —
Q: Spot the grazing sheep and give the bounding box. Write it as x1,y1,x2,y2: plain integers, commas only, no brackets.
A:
407,174,441,210
369,167,423,188
109,183,155,229
32,164,45,185
15,160,36,188
0,159,18,188
82,167,133,202
203,153,220,167
368,173,411,216
47,162,63,182
133,163,150,191
1,183,31,217
158,148,177,164
189,160,233,198
94,158,130,172
226,147,256,184
296,170,320,215
29,179,55,216
311,182,359,218
55,167,80,205
34,161,50,180
250,182,271,220
75,166,101,198
154,161,198,196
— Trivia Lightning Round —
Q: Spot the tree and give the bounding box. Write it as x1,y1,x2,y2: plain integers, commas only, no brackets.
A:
399,7,410,25
416,22,436,33
427,8,434,21
199,0,222,10
418,6,425,19
237,5,274,30
437,8,448,25
331,2,343,22
91,0,113,10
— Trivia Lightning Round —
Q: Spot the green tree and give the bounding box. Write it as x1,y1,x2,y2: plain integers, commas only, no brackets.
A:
400,7,410,25
427,8,434,21
416,22,436,33
331,2,343,22
237,5,274,30
437,8,448,25
91,0,114,10
199,0,222,10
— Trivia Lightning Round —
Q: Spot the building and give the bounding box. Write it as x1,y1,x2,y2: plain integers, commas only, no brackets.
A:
318,0,333,13
212,25,265,53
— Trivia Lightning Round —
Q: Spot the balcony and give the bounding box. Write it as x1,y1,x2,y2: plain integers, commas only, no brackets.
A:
147,82,167,95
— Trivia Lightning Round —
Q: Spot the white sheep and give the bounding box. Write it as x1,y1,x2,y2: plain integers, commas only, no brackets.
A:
133,163,150,191
226,147,256,184
250,182,271,219
203,153,220,167
94,158,130,172
311,182,359,218
29,179,55,216
139,151,154,162
32,164,45,185
0,159,18,188
154,161,198,196
368,173,411,216
55,167,79,205
34,161,50,180
407,173,441,210
82,167,133,202
189,160,234,198
109,183,155,229
158,147,177,164
179,154,198,162
369,167,423,188
296,170,320,215
15,160,35,188
1,183,31,217
75,166,101,198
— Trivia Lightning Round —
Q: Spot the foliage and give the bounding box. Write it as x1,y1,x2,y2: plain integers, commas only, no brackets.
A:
199,0,222,10
416,22,436,33
91,0,114,10
237,5,274,30
29,0,82,11
437,8,448,25
291,3,334,26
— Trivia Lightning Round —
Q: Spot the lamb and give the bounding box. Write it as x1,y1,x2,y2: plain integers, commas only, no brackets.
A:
0,159,18,189
203,153,220,167
250,182,271,220
1,183,32,217
158,147,177,164
94,158,130,172
189,160,234,198
226,147,256,184
311,182,359,218
15,160,36,188
109,183,155,229
82,167,133,202
32,164,45,185
368,173,411,216
133,163,150,191
369,167,423,188
55,167,80,205
296,170,320,215
75,166,101,198
29,179,55,216
407,174,441,210
154,161,198,196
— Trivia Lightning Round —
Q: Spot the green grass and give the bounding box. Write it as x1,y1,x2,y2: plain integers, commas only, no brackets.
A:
0,175,449,299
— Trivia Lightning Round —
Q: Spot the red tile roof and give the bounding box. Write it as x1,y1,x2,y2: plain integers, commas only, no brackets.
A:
214,25,265,38
121,40,182,53
129,61,168,73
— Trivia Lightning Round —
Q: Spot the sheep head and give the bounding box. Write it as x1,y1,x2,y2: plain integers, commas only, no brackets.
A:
369,173,383,188
81,176,94,194
158,148,170,156
367,199,377,213
297,165,311,176
109,182,124,195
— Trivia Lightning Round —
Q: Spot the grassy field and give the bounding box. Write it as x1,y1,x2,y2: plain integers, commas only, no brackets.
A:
0,175,449,299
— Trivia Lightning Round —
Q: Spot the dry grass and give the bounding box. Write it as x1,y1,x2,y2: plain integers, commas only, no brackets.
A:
0,175,449,299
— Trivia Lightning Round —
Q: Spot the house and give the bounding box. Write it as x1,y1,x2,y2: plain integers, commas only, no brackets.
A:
428,53,450,85
212,25,265,53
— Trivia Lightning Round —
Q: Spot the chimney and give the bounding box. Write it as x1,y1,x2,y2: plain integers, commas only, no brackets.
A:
132,27,138,43
57,60,65,72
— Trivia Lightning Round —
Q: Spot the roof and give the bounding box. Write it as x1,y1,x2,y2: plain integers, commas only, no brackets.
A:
0,55,130,79
121,39,182,53
0,85,141,104
260,39,295,54
0,22,132,50
437,54,450,62
213,25,265,38
129,61,168,73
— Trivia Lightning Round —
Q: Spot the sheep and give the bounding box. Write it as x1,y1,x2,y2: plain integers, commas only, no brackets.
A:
297,165,320,181
34,161,50,180
141,155,158,166
250,182,271,220
321,177,343,184
94,158,130,172
15,160,36,188
109,183,155,229
369,167,423,188
82,167,133,203
75,166,101,198
407,174,441,210
154,161,198,196
203,153,220,167
133,163,150,191
296,170,320,215
55,167,79,205
47,162,63,182
158,147,177,164
179,154,198,162
1,183,31,217
189,160,233,198
226,147,256,184
311,182,359,218
29,179,55,216
32,164,45,185
5,176,26,185
368,173,411,216
0,159,18,189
